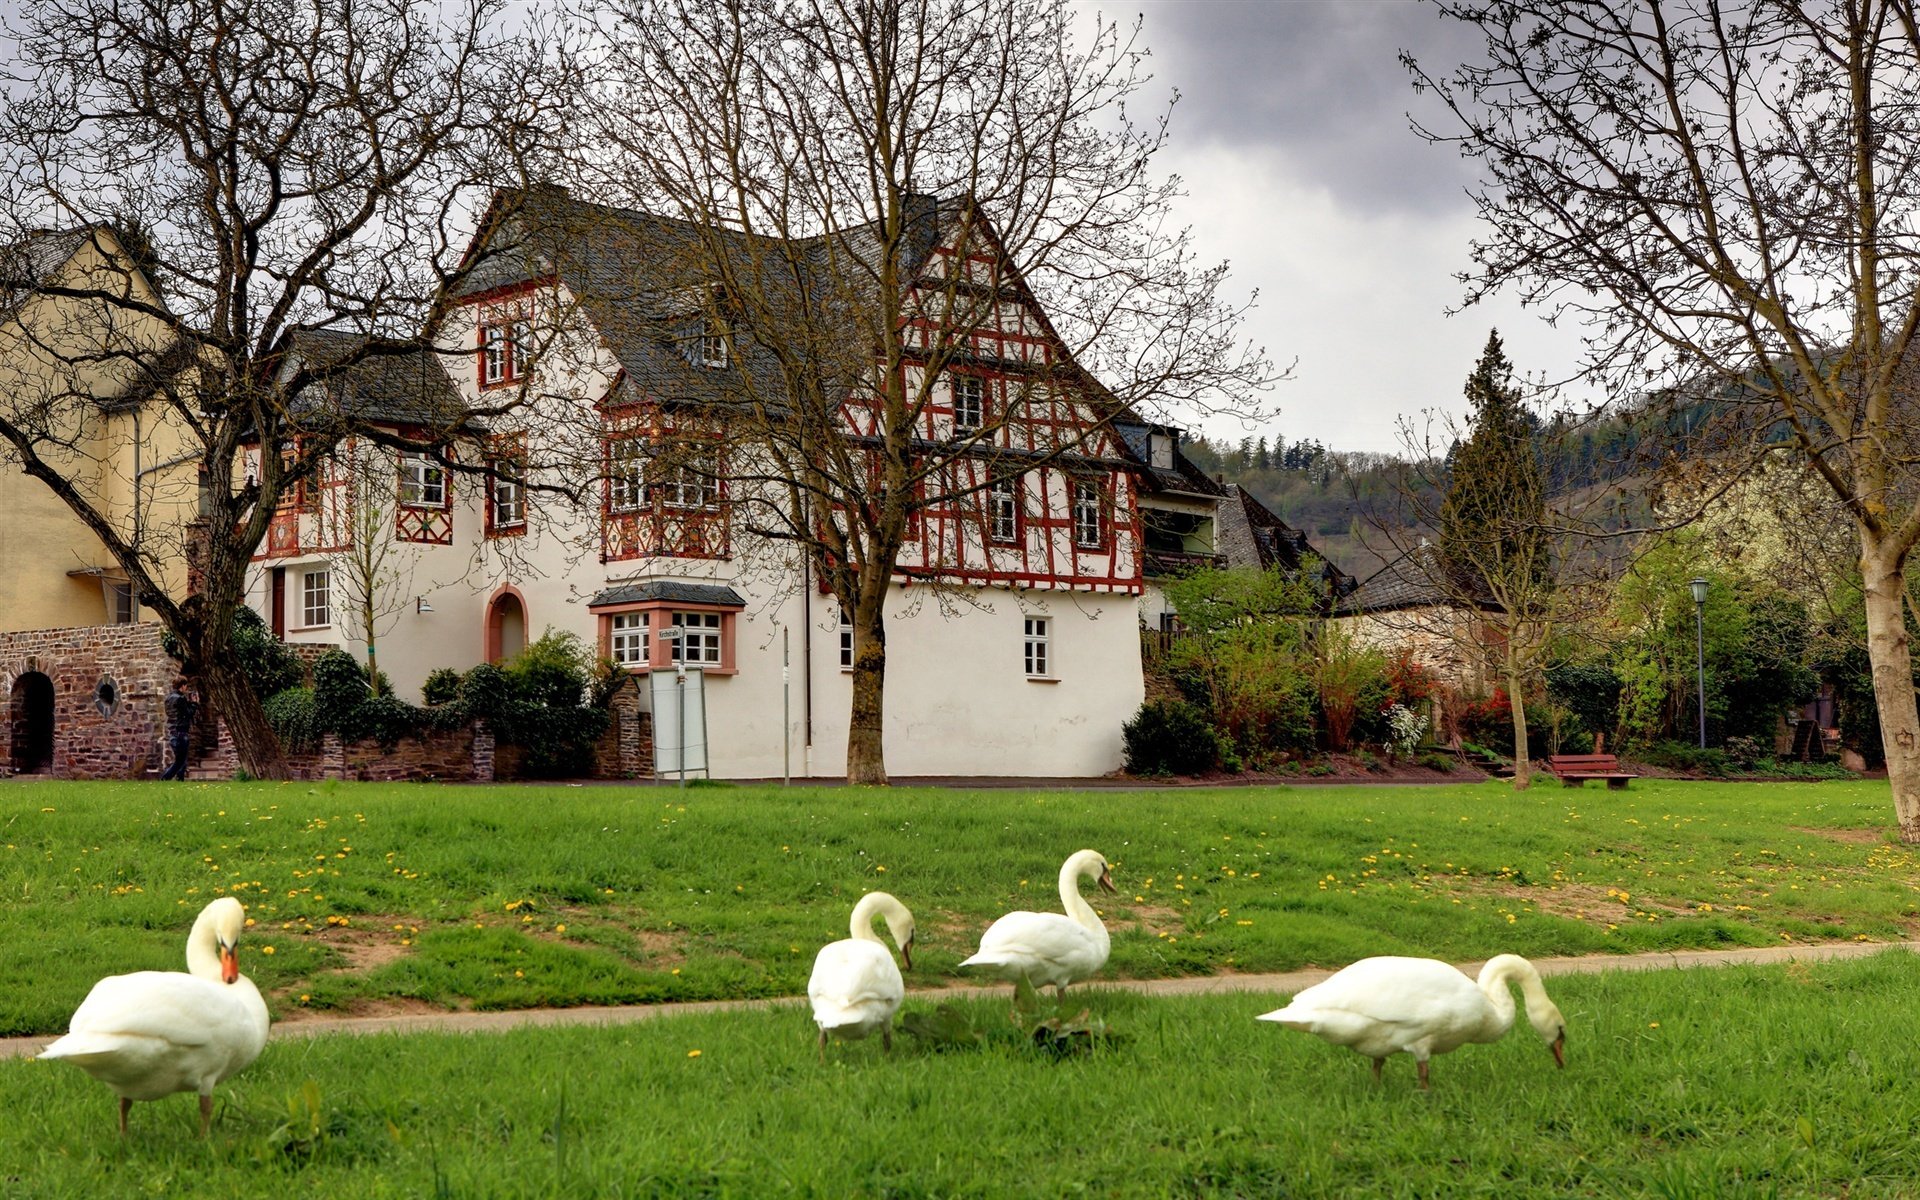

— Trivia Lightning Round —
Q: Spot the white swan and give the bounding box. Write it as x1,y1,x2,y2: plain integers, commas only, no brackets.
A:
808,891,914,1060
41,897,270,1135
1257,954,1566,1089
960,849,1116,994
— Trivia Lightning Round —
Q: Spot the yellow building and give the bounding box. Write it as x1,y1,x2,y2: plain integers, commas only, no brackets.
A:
0,226,198,630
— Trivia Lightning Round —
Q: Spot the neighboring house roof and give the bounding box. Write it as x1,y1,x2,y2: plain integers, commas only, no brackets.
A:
1337,543,1499,615
1213,484,1355,598
284,329,466,430
0,226,100,317
587,580,748,608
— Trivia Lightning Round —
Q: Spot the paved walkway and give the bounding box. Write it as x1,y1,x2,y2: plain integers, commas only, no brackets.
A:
5,939,1914,1063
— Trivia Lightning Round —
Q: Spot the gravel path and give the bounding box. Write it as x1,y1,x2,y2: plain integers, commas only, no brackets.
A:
4,938,1914,1062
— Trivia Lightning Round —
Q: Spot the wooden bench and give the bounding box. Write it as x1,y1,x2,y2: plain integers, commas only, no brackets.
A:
1544,753,1637,790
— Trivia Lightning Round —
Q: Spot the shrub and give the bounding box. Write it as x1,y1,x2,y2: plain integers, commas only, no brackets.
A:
505,629,592,709
312,650,370,735
1121,699,1220,776
421,668,464,708
1642,740,1733,776
1455,689,1553,759
1310,629,1388,752
160,607,303,697
357,693,429,751
457,662,511,723
1417,751,1455,772
262,687,320,754
1723,734,1769,769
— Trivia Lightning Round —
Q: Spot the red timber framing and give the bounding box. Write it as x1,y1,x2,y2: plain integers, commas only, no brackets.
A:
394,428,455,545
251,436,352,561
598,401,731,564
831,234,1143,596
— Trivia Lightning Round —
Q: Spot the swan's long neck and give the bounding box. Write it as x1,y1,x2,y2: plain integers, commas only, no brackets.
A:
1476,954,1548,1039
848,892,890,942
185,907,224,981
1058,856,1102,933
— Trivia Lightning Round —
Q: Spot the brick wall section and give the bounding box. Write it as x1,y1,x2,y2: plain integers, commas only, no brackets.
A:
593,676,654,779
207,719,489,782
0,623,181,779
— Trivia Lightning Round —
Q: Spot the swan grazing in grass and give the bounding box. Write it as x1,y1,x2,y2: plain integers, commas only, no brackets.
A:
41,897,270,1135
808,891,914,1060
960,849,1116,994
1257,954,1566,1089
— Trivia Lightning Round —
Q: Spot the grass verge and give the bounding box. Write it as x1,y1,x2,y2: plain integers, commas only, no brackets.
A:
5,953,1920,1197
1,776,1914,1032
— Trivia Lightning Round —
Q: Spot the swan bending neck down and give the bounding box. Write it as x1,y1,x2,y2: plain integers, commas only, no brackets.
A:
1257,953,1566,1089
41,897,270,1135
959,849,1116,995
808,892,915,1061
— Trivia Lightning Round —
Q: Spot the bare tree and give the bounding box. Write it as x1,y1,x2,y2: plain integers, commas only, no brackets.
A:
571,0,1277,783
1407,1,1920,836
0,0,567,776
326,443,424,697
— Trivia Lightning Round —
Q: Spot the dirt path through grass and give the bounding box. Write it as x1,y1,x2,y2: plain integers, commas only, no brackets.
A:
6,937,1912,1062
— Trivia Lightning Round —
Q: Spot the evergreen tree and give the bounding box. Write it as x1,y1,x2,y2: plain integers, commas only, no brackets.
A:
1254,435,1270,470
1437,331,1552,787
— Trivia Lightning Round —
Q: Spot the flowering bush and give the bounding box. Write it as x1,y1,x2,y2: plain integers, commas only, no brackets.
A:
1384,703,1429,757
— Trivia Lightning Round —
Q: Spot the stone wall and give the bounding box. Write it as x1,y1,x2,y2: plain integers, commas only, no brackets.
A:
204,719,493,782
0,623,181,779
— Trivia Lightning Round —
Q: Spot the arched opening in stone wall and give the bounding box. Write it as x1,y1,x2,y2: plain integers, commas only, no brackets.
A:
10,671,55,774
486,591,527,663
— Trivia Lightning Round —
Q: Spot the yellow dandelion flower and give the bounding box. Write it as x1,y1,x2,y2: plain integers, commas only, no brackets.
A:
261,946,276,955
687,1049,702,1058
555,924,567,933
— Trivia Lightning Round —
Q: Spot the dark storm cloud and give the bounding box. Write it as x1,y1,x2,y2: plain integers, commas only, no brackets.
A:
1121,0,1488,216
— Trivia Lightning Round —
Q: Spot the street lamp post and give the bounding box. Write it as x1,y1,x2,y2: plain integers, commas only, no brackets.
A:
1690,577,1709,750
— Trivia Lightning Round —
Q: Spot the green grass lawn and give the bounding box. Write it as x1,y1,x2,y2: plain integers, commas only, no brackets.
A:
1,776,1915,1035
7,953,1920,1198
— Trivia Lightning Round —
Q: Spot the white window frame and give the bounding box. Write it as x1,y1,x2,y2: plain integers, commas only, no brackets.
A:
608,439,648,513
988,476,1019,543
1023,616,1051,678
490,455,526,529
699,314,730,368
657,454,719,510
399,453,447,509
1072,479,1103,549
671,611,724,665
839,608,854,671
481,317,528,386
301,569,332,628
608,611,650,667
951,373,985,433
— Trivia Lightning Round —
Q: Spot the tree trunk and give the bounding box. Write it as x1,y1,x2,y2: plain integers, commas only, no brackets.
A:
201,648,291,781
1861,536,1920,841
1504,644,1532,790
847,604,888,785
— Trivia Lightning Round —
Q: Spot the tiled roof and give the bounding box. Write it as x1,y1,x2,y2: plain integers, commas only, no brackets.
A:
0,226,98,316
1216,485,1355,596
1337,544,1497,615
459,186,957,410
284,329,466,430
587,580,747,608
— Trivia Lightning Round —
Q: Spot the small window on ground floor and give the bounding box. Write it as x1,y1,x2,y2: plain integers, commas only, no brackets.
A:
672,611,724,665
1024,616,1050,677
302,569,331,628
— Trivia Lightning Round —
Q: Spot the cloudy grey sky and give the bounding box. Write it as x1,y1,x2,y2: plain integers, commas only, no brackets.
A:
1085,0,1594,455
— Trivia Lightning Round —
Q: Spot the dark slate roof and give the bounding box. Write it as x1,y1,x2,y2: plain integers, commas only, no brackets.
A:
1337,544,1498,615
0,227,98,315
458,186,957,410
1113,421,1227,497
1216,485,1355,596
284,329,466,430
587,580,747,608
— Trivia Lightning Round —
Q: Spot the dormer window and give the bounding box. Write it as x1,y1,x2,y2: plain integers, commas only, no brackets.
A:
699,313,730,368
952,374,984,433
1148,431,1174,471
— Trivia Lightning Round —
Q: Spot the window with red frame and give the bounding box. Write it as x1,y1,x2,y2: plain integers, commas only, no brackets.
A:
479,316,529,386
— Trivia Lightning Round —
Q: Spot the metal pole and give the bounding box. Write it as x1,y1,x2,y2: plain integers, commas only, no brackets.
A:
1694,598,1707,750
782,625,791,787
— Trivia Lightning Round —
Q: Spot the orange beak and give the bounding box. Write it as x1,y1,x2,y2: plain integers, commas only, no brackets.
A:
901,938,914,971
1551,1032,1566,1069
1098,870,1116,894
220,945,239,985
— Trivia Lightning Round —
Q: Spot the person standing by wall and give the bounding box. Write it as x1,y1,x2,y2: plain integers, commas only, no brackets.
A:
159,678,198,781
